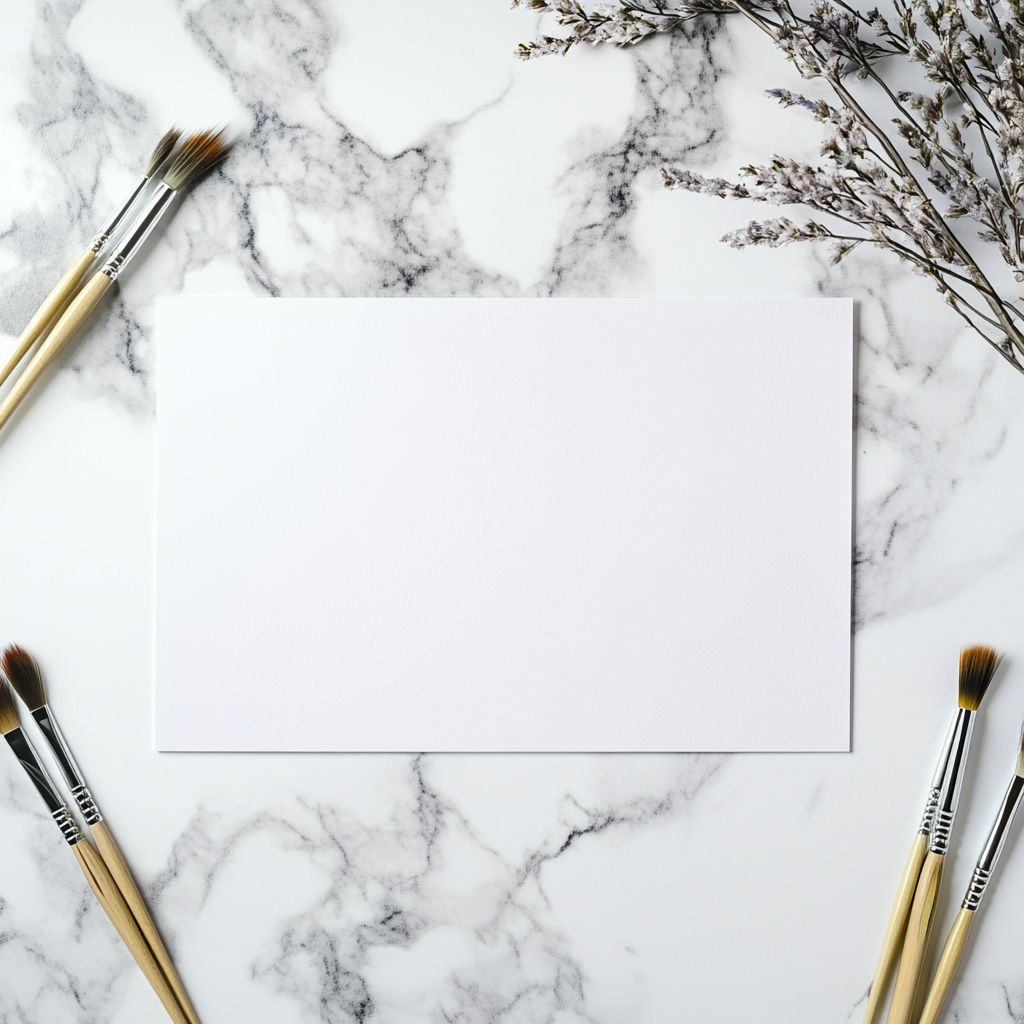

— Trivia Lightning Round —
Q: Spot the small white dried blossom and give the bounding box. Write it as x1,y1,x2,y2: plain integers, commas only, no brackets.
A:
512,0,735,57
721,217,833,247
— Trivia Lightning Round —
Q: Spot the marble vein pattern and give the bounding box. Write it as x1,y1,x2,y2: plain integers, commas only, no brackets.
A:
2,1,1024,1022
0,751,726,1022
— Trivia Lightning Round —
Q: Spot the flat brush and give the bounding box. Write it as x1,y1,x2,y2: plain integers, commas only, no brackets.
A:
0,129,229,434
0,127,180,390
0,677,188,1024
885,645,1001,1024
2,645,200,1024
917,719,1024,1024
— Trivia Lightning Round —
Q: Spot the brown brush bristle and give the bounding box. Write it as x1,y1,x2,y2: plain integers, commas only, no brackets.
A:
145,126,182,177
958,645,1001,710
1016,719,1024,778
2,645,45,711
162,129,230,191
0,677,20,735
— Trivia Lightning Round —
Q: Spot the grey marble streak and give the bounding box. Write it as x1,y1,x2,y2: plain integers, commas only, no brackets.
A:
535,23,724,296
153,755,724,1024
0,1,155,412
0,751,723,1023
0,758,132,1022
179,0,512,301
817,253,1015,627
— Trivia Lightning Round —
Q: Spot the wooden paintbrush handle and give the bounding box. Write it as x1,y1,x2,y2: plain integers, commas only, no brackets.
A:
0,248,96,388
91,820,202,1024
862,832,929,1024
72,839,189,1024
0,271,113,433
886,850,945,1024
917,908,974,1024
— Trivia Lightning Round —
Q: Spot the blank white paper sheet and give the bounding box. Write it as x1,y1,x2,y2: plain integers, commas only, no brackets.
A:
155,297,852,752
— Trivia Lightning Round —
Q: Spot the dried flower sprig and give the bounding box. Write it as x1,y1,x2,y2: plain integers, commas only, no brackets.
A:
513,0,1024,375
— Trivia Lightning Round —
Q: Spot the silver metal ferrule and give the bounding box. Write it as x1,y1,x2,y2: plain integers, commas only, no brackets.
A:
962,773,1024,910
919,715,959,833
28,707,102,826
89,174,150,253
3,727,82,845
929,707,976,855
70,784,102,826
101,182,177,280
51,805,84,846
919,787,942,834
31,705,84,787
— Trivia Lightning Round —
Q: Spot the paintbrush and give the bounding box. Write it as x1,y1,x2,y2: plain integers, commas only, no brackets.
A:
862,673,969,1024
885,645,1001,1024
863,774,950,1020
0,127,180,390
916,717,1024,1024
2,645,200,1024
0,129,229,434
0,675,189,1024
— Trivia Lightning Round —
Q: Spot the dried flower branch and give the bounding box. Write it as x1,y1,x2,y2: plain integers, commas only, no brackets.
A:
513,0,1024,374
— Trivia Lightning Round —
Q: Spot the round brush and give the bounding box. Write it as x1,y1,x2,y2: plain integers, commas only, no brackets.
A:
917,717,1024,1024
0,676,189,1024
2,645,201,1024
0,129,230,434
885,645,1001,1024
0,127,180,389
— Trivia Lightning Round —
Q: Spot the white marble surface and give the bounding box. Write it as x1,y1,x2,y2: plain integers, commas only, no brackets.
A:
3,1,1024,1022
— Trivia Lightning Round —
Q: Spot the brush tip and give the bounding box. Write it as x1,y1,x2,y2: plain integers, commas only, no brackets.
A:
161,128,230,191
1,644,45,711
145,125,183,177
0,677,20,735
958,645,1001,710
1016,720,1024,778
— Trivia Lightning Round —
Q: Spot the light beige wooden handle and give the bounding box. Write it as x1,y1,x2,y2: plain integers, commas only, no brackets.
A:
73,840,189,1024
917,908,974,1024
0,271,112,432
0,248,96,388
91,821,202,1024
863,832,929,1024
887,850,945,1024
